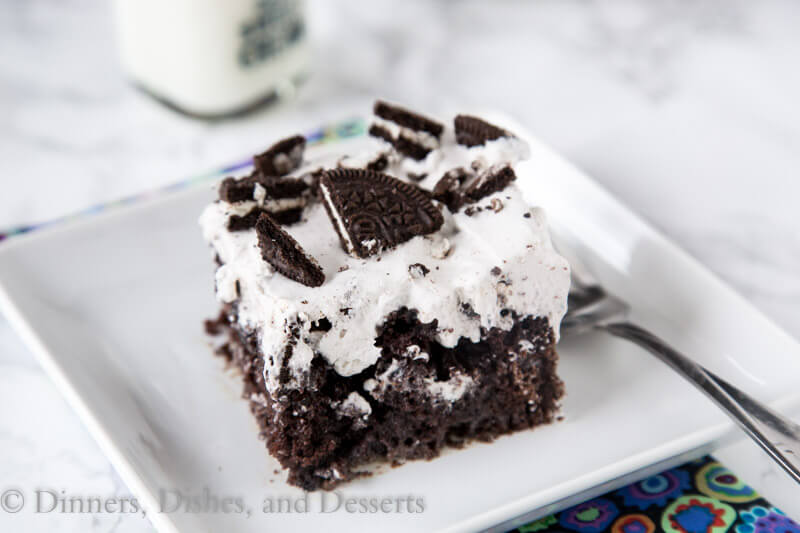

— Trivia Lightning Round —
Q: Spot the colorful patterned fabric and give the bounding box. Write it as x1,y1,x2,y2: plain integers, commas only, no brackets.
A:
512,456,800,533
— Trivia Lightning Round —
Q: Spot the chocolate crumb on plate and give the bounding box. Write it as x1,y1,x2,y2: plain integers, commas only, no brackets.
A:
255,213,325,287
319,168,444,258
253,135,306,177
454,115,513,147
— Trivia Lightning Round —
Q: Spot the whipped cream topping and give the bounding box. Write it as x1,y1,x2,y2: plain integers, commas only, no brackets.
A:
337,391,372,427
199,119,570,398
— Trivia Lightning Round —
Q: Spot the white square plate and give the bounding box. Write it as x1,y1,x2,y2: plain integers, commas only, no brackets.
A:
1,116,799,533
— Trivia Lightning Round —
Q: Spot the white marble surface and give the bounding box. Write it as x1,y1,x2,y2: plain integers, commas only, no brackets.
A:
1,0,800,531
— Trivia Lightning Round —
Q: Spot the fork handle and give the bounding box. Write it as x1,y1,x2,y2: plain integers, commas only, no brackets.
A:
603,321,800,484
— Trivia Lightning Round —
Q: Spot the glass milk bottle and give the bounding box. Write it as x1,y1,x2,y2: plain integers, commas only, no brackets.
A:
113,0,309,118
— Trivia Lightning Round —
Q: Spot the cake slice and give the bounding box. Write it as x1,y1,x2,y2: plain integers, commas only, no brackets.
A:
200,102,570,490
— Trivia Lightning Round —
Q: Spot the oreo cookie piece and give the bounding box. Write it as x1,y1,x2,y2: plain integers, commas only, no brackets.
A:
319,168,444,258
253,135,306,177
370,101,444,161
394,134,434,161
228,206,304,231
368,123,393,145
366,153,389,172
465,164,517,201
432,165,516,212
432,167,471,212
368,124,432,161
255,213,324,287
219,176,257,203
374,101,444,138
454,115,512,147
219,174,309,203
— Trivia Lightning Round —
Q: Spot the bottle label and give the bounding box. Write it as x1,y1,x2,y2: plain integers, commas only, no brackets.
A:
238,0,305,68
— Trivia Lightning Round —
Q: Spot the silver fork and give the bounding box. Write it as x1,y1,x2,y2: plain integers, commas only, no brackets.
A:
554,233,800,484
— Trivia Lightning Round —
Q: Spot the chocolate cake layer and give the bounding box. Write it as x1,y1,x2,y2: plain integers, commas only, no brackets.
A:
211,305,563,490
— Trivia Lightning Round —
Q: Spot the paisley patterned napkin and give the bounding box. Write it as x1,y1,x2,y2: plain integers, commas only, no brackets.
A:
511,455,799,533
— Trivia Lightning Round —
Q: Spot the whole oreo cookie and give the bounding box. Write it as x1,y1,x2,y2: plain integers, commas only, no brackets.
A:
319,168,444,258
253,135,306,177
454,115,512,147
255,213,325,287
